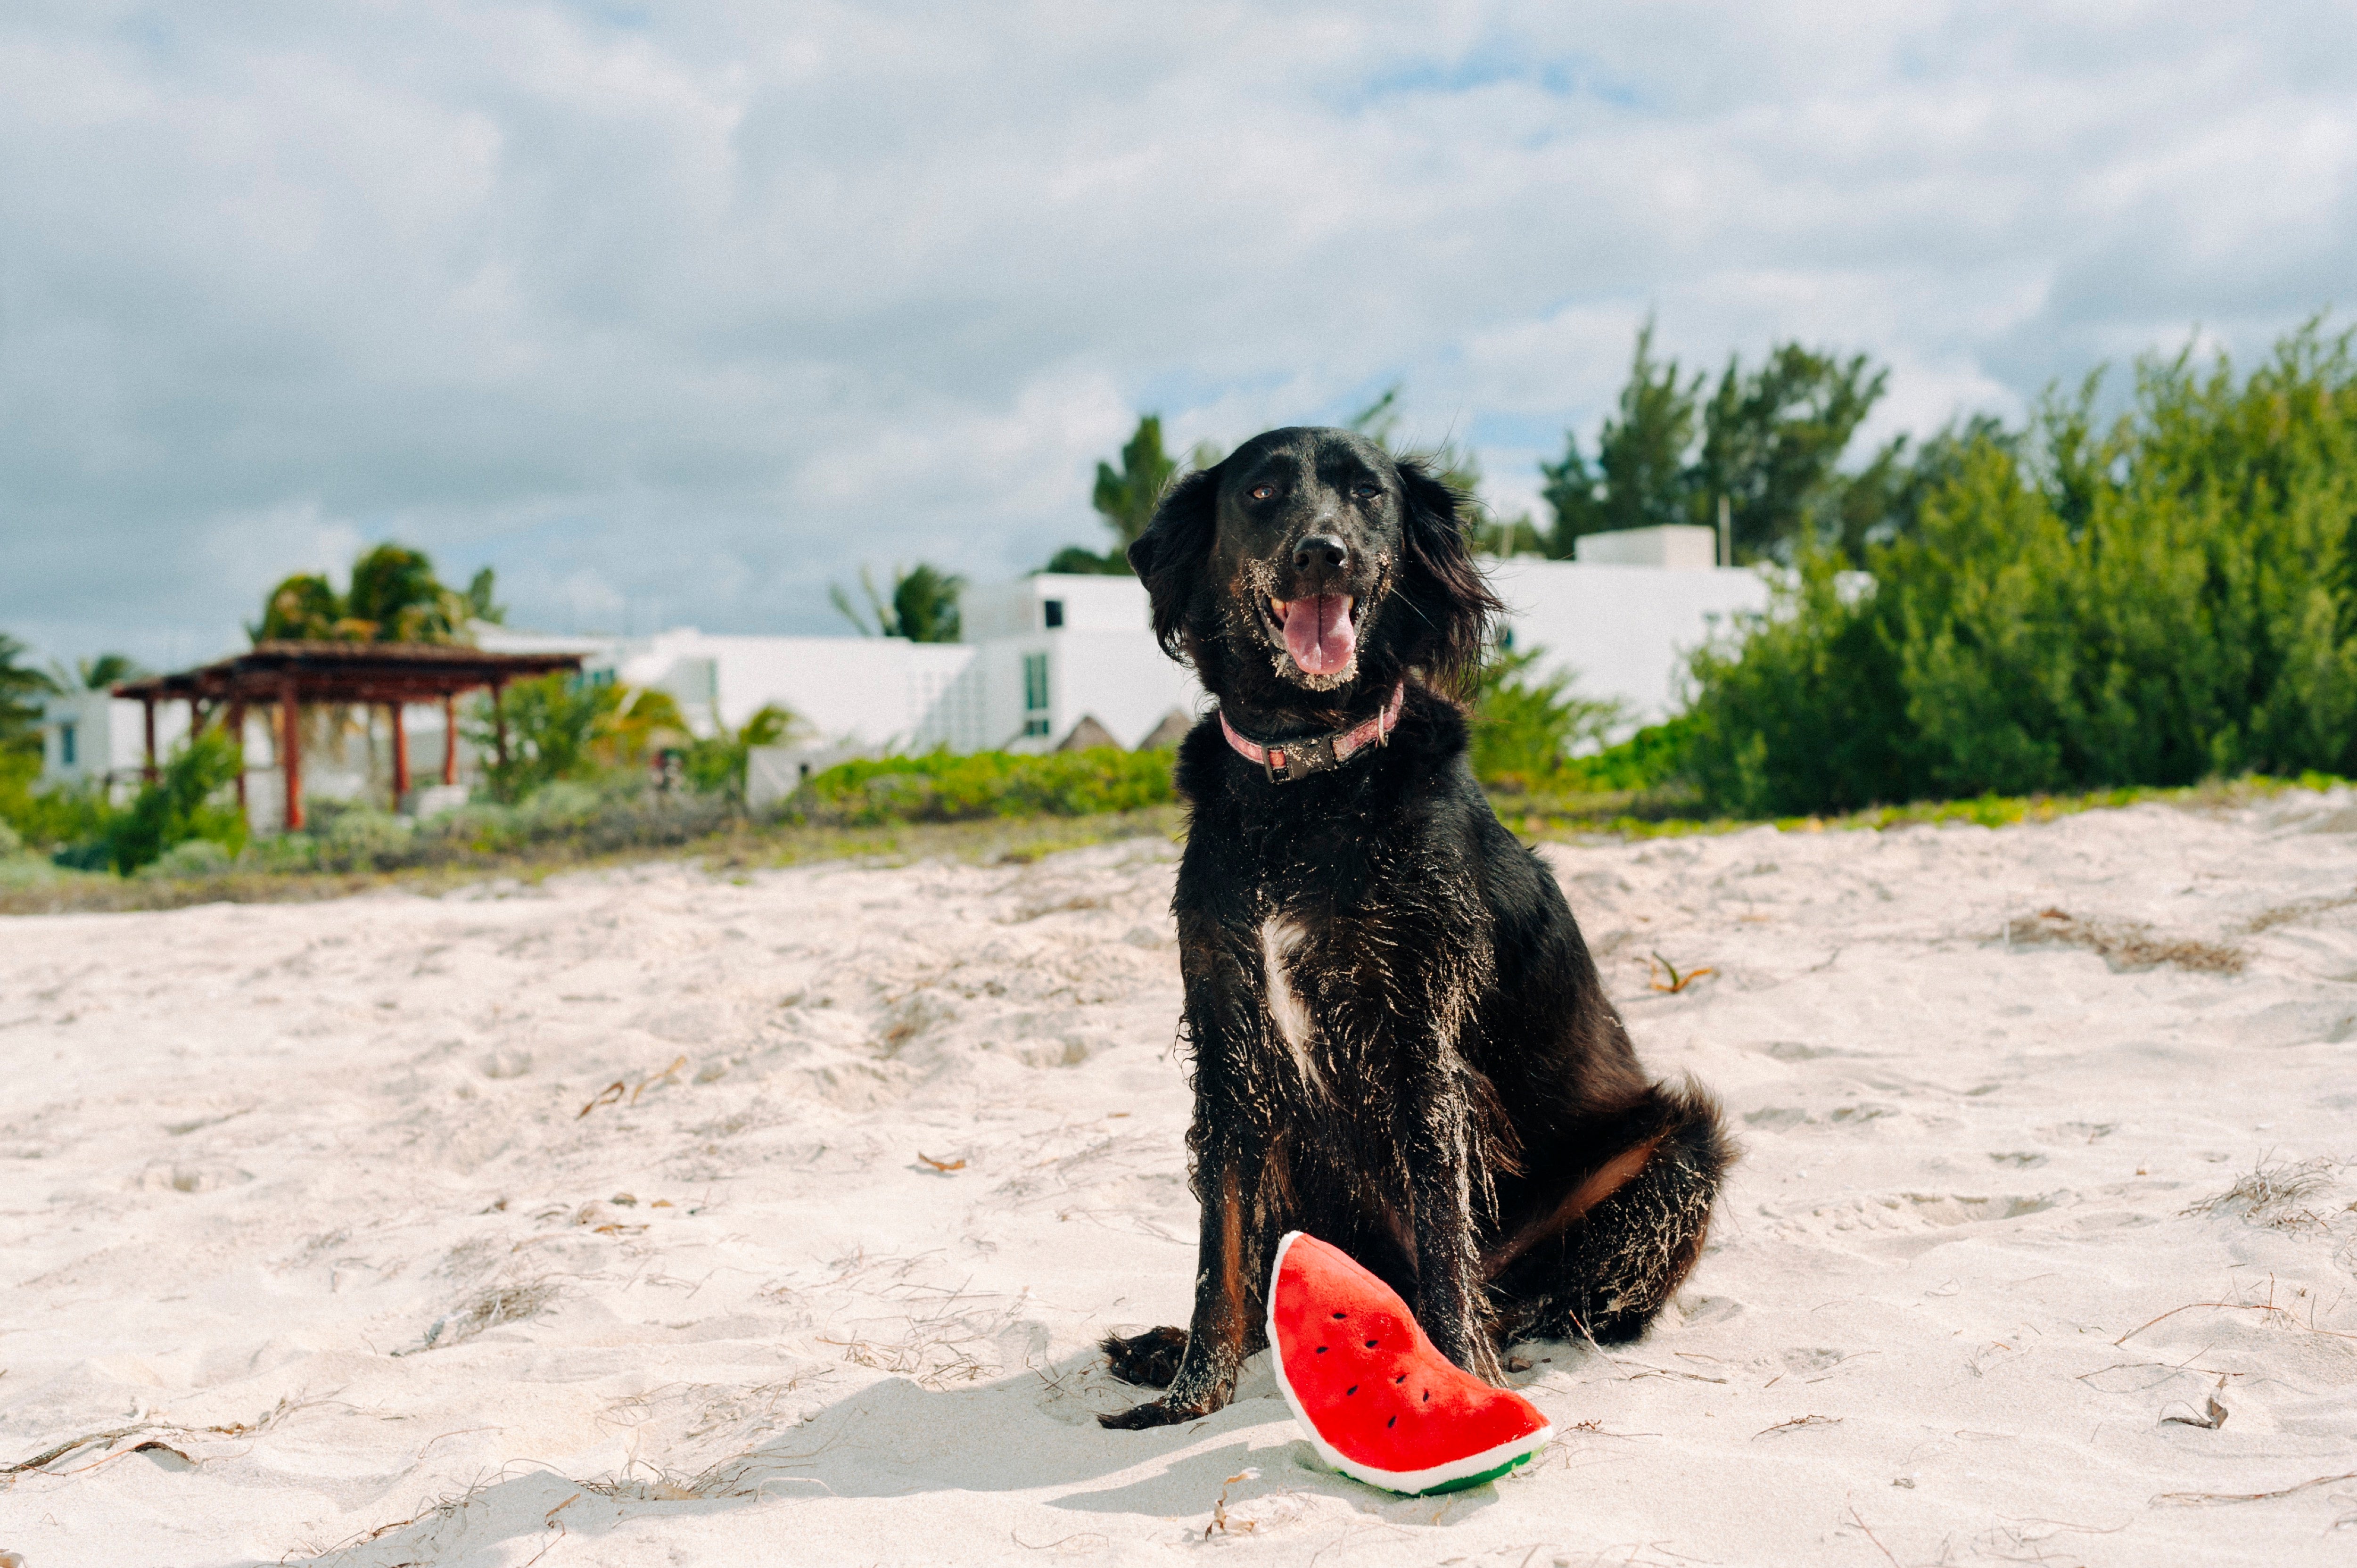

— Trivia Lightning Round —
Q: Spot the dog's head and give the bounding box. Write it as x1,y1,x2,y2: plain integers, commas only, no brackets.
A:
1127,426,1498,718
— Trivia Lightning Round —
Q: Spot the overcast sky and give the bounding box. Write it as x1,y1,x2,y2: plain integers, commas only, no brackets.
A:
5,2,2355,667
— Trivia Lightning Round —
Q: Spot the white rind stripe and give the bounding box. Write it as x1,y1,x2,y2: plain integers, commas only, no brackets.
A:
1265,1230,1554,1496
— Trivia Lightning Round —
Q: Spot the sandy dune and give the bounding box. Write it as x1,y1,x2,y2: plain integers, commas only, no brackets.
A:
4,796,2356,1566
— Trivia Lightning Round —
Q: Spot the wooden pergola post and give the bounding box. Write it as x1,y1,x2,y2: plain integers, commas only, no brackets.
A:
141,697,158,784
442,693,459,786
389,702,411,809
281,679,304,832
228,702,248,822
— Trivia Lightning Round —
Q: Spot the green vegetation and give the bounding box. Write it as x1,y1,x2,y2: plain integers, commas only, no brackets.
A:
1538,319,1891,563
791,746,1175,826
47,731,248,874
1681,319,2357,816
1467,645,1624,791
252,542,498,644
829,563,966,641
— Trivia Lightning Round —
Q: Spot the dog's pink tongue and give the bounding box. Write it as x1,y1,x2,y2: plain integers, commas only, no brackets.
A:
1284,595,1356,675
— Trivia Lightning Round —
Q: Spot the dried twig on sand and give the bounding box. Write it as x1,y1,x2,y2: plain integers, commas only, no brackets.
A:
1843,1500,1901,1568
2152,1470,2357,1507
2003,907,2244,974
1753,1414,1841,1439
2115,1276,2357,1347
3,1396,312,1484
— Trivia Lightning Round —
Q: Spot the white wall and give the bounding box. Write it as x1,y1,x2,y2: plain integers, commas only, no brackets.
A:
39,692,190,790
1486,558,1771,731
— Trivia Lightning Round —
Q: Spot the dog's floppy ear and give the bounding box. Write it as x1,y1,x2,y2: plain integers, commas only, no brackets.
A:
1394,454,1503,698
1128,460,1222,660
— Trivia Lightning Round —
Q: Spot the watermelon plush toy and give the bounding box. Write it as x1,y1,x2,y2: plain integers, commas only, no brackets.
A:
1266,1231,1553,1495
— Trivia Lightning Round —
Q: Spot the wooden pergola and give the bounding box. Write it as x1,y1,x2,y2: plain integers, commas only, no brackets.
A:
113,641,584,830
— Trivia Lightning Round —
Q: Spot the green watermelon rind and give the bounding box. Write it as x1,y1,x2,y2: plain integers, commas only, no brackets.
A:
1265,1230,1554,1498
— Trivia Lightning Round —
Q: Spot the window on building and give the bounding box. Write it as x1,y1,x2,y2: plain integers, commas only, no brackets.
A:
1042,599,1064,629
1022,651,1051,737
60,722,77,768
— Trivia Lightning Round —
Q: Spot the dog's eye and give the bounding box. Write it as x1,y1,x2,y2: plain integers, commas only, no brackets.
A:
1353,482,1382,501
1248,484,1277,501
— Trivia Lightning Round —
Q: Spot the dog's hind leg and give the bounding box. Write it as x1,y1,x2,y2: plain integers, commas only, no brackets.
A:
1485,1080,1731,1346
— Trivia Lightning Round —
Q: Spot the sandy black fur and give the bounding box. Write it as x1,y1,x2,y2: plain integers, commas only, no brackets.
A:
1099,427,1731,1430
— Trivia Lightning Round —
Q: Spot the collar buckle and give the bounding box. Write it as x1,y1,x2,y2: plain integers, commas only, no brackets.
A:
1266,732,1338,782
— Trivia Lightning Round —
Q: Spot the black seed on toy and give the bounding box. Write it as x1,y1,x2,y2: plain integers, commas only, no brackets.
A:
1346,1385,1357,1396
1332,1311,1346,1320
1387,1415,1396,1428
1315,1346,1327,1354
1364,1338,1376,1348
1393,1374,1405,1384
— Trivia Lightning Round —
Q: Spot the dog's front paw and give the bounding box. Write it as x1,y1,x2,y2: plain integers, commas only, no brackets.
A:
1096,1394,1217,1430
1100,1325,1189,1388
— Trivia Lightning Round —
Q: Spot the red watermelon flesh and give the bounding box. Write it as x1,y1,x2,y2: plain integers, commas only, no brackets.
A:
1266,1231,1553,1495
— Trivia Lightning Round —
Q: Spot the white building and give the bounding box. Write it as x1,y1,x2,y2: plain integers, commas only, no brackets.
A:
34,534,1772,809
1495,526,1772,731
35,688,191,793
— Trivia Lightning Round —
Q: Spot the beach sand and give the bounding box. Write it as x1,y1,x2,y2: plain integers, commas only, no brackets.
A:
4,795,2355,1565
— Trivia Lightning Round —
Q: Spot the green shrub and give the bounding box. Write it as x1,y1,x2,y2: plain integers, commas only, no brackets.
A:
792,747,1174,826
67,730,248,875
1684,319,2357,815
1469,647,1624,790
138,837,236,880
1558,712,1704,794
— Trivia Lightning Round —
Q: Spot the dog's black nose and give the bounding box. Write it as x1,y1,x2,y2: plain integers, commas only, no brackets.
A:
1293,534,1349,574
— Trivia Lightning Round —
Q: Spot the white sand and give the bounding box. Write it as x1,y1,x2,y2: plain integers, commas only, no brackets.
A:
5,797,2357,1566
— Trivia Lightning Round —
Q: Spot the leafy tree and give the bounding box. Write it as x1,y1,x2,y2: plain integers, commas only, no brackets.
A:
684,704,799,796
250,544,489,645
1541,320,1704,554
1469,645,1626,789
1096,415,1178,553
464,567,507,625
1827,414,2020,565
830,563,965,642
252,573,353,641
467,673,613,801
1692,344,1887,562
84,729,247,874
0,632,53,753
48,652,147,692
1047,414,1201,574
1540,322,1892,563
1681,318,2357,815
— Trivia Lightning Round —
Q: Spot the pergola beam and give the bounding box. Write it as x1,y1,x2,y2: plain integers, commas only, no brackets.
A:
112,641,583,831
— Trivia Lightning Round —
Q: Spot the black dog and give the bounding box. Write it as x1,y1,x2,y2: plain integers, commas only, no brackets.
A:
1098,426,1730,1430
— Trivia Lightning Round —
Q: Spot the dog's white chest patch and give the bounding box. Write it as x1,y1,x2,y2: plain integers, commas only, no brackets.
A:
1258,915,1324,1091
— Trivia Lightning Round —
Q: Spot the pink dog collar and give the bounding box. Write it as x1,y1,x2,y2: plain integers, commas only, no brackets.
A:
1218,684,1405,783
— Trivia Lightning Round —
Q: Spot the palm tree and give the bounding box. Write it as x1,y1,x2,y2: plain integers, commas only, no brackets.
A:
0,632,53,753
48,652,148,691
247,544,486,645
830,563,965,642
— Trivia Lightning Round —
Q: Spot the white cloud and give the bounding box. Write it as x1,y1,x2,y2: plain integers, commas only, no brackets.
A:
4,1,2355,664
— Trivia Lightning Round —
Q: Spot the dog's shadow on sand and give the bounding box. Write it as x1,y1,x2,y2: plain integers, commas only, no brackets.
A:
268,1342,1550,1566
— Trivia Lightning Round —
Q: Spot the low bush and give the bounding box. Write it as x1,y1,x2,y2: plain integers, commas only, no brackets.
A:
791,747,1175,826
56,731,249,875
1682,320,2357,816
1468,646,1624,791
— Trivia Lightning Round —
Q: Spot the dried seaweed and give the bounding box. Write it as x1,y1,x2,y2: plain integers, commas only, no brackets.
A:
2003,907,2244,974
